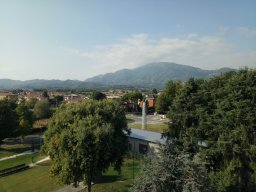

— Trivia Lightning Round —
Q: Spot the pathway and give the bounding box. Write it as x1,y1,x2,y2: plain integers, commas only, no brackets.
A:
0,150,39,161
54,182,86,192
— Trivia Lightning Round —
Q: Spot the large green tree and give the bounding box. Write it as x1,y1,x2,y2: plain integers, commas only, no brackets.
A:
166,69,256,191
43,100,129,192
0,100,18,144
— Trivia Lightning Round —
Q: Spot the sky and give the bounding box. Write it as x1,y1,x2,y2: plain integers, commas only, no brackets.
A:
0,0,256,80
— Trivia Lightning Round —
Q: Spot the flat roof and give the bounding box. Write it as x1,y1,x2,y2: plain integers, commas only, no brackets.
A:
129,128,166,144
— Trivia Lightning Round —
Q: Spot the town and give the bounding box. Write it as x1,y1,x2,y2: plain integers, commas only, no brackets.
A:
1,1,255,192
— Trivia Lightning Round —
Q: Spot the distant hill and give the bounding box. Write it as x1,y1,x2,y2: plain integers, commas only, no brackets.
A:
85,62,234,88
0,63,234,90
0,79,104,90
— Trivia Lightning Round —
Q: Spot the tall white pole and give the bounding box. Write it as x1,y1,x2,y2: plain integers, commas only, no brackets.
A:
142,101,147,129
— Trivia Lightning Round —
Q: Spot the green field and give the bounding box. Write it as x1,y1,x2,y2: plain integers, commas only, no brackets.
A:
131,123,168,133
0,161,63,192
0,153,44,171
0,158,142,192
0,144,32,159
92,159,141,192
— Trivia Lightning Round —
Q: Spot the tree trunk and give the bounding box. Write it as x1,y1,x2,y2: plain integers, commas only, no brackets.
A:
87,181,91,192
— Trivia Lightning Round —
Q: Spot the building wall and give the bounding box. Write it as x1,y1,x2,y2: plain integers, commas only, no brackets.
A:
128,138,160,155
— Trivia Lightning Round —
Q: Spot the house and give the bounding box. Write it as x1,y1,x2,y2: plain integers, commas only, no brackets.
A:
0,92,18,100
128,128,166,155
64,94,83,103
139,97,155,113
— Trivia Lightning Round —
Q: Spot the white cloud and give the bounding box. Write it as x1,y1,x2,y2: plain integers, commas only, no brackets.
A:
62,34,256,75
237,27,256,37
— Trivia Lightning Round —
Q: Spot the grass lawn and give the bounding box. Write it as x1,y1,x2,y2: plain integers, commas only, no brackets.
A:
0,158,142,192
126,118,135,124
0,144,32,159
0,161,63,192
92,159,141,192
0,153,44,171
131,123,168,133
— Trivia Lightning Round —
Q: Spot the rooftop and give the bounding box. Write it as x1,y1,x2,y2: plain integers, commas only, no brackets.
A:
129,128,166,144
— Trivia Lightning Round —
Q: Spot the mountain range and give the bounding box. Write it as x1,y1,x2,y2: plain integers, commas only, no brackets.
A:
0,62,234,90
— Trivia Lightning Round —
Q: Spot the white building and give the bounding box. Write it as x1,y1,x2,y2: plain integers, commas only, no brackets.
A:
128,128,166,155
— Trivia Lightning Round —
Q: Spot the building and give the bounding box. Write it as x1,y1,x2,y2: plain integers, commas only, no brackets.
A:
128,128,166,155
0,92,18,100
64,94,83,103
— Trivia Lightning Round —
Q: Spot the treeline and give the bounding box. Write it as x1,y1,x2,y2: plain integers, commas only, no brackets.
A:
133,68,256,192
0,98,52,144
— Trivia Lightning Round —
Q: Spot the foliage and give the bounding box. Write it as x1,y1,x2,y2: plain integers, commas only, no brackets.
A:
33,100,50,119
50,95,63,107
91,91,106,100
152,88,158,94
41,90,49,99
0,100,18,144
15,101,34,137
121,92,143,102
166,69,256,191
155,80,182,114
26,98,38,109
121,92,143,112
131,141,213,192
43,100,129,192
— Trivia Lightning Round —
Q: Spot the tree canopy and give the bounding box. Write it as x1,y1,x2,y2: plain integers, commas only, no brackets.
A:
91,91,106,100
121,92,143,102
0,100,18,144
43,100,129,192
155,80,181,114
33,99,50,119
166,68,256,191
15,101,34,137
131,141,213,192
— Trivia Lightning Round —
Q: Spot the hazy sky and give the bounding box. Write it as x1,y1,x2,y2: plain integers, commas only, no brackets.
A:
0,0,256,80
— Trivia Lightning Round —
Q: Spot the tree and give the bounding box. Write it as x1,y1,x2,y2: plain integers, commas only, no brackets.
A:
91,91,106,100
43,100,129,192
155,80,182,114
26,98,38,109
166,69,256,191
121,92,143,102
0,100,18,144
42,90,49,99
131,141,213,192
33,100,50,119
152,88,158,94
15,101,34,138
121,92,143,112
